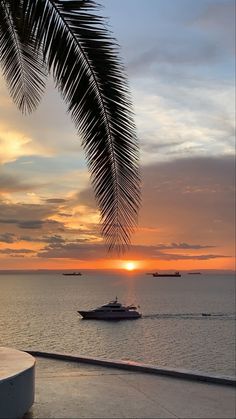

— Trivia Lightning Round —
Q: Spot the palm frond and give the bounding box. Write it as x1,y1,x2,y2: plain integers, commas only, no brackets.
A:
0,0,47,113
0,0,140,251
23,0,140,252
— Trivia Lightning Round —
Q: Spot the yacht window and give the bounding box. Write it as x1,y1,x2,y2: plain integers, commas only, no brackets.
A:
112,309,125,312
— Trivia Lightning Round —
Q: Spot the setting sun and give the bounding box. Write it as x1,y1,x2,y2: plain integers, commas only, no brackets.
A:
124,261,136,271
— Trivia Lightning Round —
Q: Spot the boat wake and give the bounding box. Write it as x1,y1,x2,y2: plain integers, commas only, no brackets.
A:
143,312,236,320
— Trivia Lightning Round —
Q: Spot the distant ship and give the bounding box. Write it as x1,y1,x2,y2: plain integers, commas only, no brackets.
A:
63,272,82,276
188,272,201,275
151,271,181,277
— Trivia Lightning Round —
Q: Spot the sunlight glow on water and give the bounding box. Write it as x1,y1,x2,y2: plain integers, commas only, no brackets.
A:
0,271,235,376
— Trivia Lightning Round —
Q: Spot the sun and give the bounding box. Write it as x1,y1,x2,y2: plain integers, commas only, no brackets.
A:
124,261,136,271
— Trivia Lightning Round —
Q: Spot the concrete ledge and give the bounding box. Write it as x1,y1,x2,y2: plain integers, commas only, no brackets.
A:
26,350,235,387
0,347,35,419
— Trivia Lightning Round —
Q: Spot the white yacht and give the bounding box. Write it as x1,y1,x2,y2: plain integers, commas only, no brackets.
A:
78,297,141,320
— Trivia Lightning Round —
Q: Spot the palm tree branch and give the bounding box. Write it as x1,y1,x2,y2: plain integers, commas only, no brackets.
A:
49,2,120,215
0,0,47,113
1,0,140,251
25,0,140,251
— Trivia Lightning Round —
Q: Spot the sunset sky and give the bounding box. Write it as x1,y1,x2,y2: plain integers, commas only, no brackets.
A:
0,0,235,271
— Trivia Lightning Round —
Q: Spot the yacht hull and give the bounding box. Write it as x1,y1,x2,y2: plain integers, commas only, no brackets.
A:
78,310,141,320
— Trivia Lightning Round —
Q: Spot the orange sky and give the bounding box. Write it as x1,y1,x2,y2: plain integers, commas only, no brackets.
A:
0,254,234,272
0,152,234,271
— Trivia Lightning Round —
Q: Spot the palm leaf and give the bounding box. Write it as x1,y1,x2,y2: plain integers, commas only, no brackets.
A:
0,0,140,252
0,0,47,113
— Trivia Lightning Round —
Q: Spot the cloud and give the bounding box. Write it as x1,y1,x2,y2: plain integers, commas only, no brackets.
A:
0,196,101,256
154,252,229,261
75,188,96,208
44,198,67,203
129,39,221,75
18,234,65,244
0,123,52,165
37,242,107,259
42,234,65,243
36,240,229,261
2,155,230,264
0,75,85,164
20,219,64,230
137,156,235,250
0,200,67,240
0,248,34,254
0,217,65,232
128,1,235,77
17,220,44,229
154,242,215,250
125,1,235,167
127,244,228,260
0,171,36,193
192,0,235,54
0,201,58,223
0,233,16,243
58,212,72,217
134,80,235,164
64,155,234,263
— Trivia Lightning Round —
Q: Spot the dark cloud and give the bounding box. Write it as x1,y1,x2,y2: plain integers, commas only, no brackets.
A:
154,242,215,250
129,39,221,75
37,241,229,261
58,212,72,217
18,220,44,229
20,220,63,231
0,202,56,222
0,233,16,243
0,218,63,230
0,197,98,248
0,248,34,254
121,244,229,260
18,234,65,243
38,242,106,259
0,218,18,224
0,173,32,193
42,235,65,243
153,252,228,261
75,188,96,208
0,202,66,235
19,235,36,242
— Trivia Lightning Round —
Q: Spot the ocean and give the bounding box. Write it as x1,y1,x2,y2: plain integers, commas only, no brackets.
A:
0,270,235,376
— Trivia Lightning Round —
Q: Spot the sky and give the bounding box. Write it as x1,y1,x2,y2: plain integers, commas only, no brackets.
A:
0,0,235,271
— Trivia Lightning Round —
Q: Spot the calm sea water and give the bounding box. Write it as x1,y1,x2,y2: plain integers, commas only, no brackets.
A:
0,271,235,376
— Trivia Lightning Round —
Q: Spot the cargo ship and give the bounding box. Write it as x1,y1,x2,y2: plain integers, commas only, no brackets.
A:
148,271,181,277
